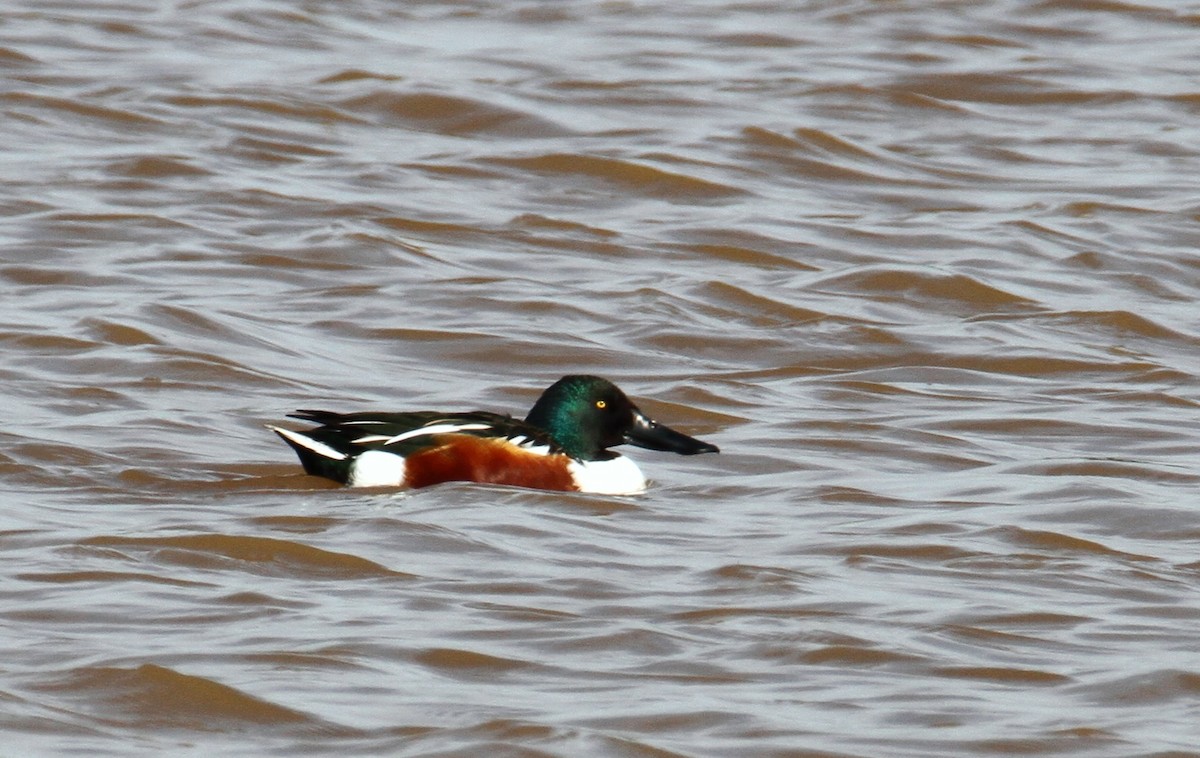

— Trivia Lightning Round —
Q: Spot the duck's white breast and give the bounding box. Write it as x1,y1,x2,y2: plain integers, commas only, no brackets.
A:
568,455,647,495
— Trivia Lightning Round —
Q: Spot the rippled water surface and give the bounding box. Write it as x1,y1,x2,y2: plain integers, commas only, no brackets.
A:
5,1,1200,755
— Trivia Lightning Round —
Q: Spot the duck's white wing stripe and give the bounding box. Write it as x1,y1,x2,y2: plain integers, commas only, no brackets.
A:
382,422,491,446
269,426,347,461
508,436,552,456
351,434,393,444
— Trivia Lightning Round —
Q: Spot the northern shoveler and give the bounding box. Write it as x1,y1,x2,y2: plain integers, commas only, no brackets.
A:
269,375,719,494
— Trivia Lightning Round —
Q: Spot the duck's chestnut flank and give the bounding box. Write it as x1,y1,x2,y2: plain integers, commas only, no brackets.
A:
402,436,578,491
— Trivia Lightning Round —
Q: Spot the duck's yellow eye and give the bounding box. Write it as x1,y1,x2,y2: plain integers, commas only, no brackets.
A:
595,400,607,409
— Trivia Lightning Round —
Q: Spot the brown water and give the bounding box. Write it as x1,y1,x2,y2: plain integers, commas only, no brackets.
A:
4,1,1200,755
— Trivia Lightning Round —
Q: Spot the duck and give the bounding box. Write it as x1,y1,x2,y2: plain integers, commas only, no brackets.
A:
269,375,718,494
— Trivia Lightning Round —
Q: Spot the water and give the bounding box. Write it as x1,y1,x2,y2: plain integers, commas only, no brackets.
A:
4,0,1200,755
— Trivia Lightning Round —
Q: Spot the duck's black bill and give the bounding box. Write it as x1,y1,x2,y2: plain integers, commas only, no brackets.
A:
625,410,719,455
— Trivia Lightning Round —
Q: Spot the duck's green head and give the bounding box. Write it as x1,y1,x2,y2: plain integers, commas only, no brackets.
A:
524,375,719,461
